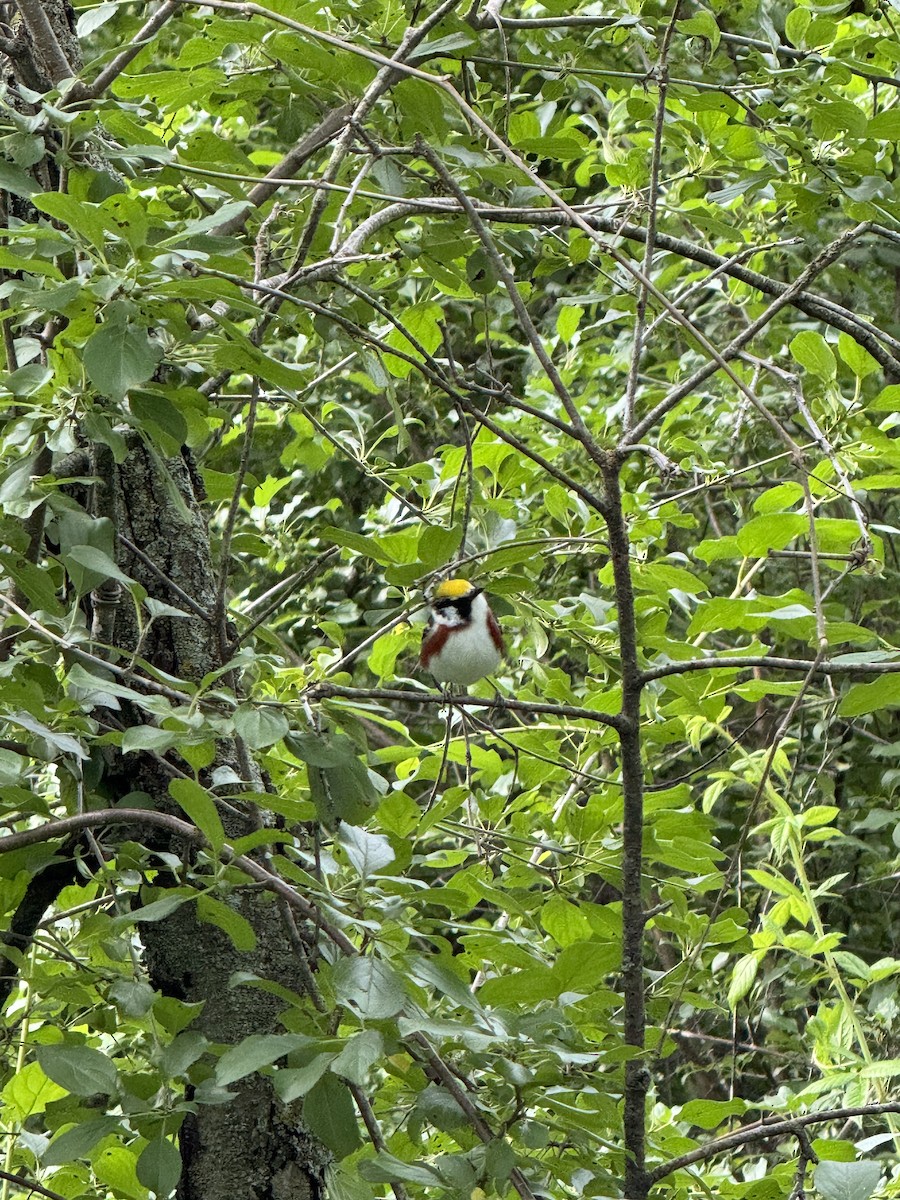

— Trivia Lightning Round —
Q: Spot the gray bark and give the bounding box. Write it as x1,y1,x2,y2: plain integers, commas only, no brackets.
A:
0,7,332,1193
105,436,328,1200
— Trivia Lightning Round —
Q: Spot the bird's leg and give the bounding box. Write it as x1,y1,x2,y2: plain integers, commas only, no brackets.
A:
424,691,454,812
461,706,473,790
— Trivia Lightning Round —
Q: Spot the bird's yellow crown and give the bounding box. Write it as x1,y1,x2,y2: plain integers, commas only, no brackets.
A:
433,578,476,600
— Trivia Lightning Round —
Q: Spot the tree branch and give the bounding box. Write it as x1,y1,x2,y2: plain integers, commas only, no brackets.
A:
648,1103,900,1184
310,682,624,730
0,1167,71,1200
13,0,72,82
67,0,181,102
415,138,607,472
0,808,358,955
335,202,899,373
601,455,650,1200
289,0,464,269
212,104,353,237
642,654,900,683
625,222,871,445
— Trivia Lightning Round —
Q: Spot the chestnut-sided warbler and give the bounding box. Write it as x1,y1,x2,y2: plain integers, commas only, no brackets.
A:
420,579,504,688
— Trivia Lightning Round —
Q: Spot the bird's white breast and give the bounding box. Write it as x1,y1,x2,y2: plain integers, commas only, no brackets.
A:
429,592,501,687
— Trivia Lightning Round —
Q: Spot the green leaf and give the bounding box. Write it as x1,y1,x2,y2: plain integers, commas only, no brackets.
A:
215,1034,313,1086
108,979,156,1017
409,30,475,59
753,482,805,514
812,101,866,138
168,778,225,851
540,895,593,946
553,941,620,991
84,318,164,400
418,523,462,568
321,525,391,565
101,194,149,249
337,823,395,877
302,1075,362,1160
837,333,879,379
35,1045,118,1096
736,514,807,556
175,200,250,237
233,704,289,749
130,390,189,450
274,1054,334,1101
330,1030,384,1085
136,1136,182,1199
360,1153,442,1186
0,551,61,611
383,302,443,379
680,1099,745,1129
76,3,117,36
5,363,52,396
159,1031,208,1079
814,1161,881,1200
789,331,836,380
800,805,839,828
868,110,900,140
121,726,179,754
677,10,720,50
92,1142,145,1198
333,957,406,1019
0,160,39,197
196,894,257,950
8,711,87,760
211,334,308,392
838,674,900,717
285,732,349,768
484,1139,516,1183
306,743,380,827
785,7,810,44
44,1118,121,1165
63,544,141,598
130,891,196,923
556,304,584,344
1,1062,66,1120
33,193,107,245
727,953,759,1008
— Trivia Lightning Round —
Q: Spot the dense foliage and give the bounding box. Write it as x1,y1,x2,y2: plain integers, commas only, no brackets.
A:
3,0,900,1198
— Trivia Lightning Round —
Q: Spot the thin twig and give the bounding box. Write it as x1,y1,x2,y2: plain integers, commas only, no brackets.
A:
191,265,608,514
289,0,464,269
407,1033,536,1200
0,1167,70,1200
623,1,680,434
213,104,354,237
334,201,899,373
214,379,259,644
118,534,214,621
626,223,871,445
415,139,605,471
68,0,181,101
347,1083,410,1200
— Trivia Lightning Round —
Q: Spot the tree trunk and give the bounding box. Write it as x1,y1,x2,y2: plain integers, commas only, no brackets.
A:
0,7,329,1186
106,437,327,1199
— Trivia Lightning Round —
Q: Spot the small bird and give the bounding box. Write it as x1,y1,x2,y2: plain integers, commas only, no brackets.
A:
420,578,505,688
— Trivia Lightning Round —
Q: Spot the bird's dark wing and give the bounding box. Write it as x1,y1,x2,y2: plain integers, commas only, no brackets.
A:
487,608,505,656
